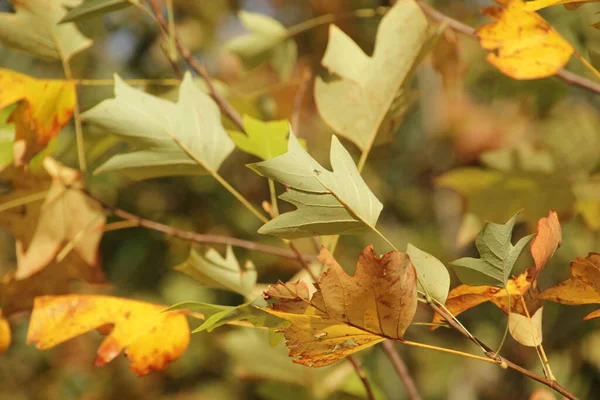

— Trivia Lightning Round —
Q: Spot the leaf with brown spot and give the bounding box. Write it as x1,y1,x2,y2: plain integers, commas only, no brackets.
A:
27,295,190,376
476,0,574,79
0,68,76,165
262,246,417,367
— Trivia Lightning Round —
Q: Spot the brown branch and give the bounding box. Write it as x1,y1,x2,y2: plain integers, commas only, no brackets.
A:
75,187,314,263
382,340,423,400
347,355,377,400
146,0,245,131
417,0,600,96
430,303,579,400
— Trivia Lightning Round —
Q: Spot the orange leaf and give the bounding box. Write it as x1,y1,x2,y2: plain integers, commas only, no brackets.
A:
530,210,562,279
27,295,190,376
0,68,75,165
540,253,600,320
476,0,574,79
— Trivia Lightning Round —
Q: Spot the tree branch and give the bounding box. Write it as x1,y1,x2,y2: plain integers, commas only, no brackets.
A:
146,0,245,131
417,0,600,96
382,340,423,400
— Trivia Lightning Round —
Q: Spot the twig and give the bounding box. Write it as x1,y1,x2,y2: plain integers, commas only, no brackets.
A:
146,0,245,131
347,356,376,400
382,341,423,400
73,186,314,262
417,0,600,97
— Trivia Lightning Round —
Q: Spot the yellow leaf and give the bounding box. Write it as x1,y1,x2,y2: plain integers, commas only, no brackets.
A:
263,246,417,367
476,0,574,79
0,68,76,165
27,295,190,376
0,313,10,354
16,157,105,279
521,0,598,11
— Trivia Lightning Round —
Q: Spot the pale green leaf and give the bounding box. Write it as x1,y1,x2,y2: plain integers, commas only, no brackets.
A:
225,11,297,80
229,115,291,160
406,243,450,304
60,0,132,23
175,245,256,296
451,211,534,286
314,0,428,150
83,72,234,180
249,133,383,239
0,0,92,61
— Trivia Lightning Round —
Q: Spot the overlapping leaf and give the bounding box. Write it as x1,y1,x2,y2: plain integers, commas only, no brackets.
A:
450,211,534,286
175,245,257,297
0,69,76,165
540,253,600,320
225,11,297,80
0,0,91,60
249,133,382,239
314,0,428,150
83,72,234,180
263,246,417,367
27,295,190,375
477,0,574,79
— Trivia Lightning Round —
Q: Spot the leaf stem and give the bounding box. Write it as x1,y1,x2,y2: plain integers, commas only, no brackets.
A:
382,340,423,400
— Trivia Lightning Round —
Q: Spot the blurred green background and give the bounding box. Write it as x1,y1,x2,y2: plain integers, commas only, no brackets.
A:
1,0,600,399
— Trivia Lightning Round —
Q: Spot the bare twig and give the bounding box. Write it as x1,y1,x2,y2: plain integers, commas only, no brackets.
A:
417,0,600,97
382,341,423,400
146,0,245,131
347,356,377,400
74,187,314,263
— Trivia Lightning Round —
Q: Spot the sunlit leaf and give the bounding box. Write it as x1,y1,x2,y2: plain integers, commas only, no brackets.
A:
476,0,574,79
315,0,428,150
249,133,382,239
0,0,91,60
0,69,76,166
61,0,132,23
175,245,256,296
451,211,534,286
263,246,417,367
83,72,234,180
27,295,190,375
406,243,450,304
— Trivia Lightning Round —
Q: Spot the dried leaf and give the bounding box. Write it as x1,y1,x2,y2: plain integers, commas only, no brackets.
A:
27,295,190,375
477,0,574,79
0,0,91,60
540,253,600,320
0,69,76,165
263,246,417,367
249,133,383,239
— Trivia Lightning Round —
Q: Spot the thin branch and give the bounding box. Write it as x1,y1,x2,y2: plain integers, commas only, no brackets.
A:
417,0,600,96
73,186,314,263
146,0,245,131
347,356,376,400
382,341,423,400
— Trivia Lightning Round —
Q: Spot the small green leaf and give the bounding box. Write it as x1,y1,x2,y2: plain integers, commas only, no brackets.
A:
60,0,132,23
225,11,297,80
248,132,383,239
450,211,534,286
82,72,234,180
175,245,256,296
314,0,428,150
406,243,450,304
229,115,292,160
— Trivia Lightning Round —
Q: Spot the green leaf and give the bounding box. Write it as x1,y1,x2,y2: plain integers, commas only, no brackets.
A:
248,133,383,239
82,72,234,180
0,0,92,61
406,243,450,304
229,115,291,160
437,167,575,229
174,245,256,296
450,211,534,286
60,0,132,23
314,0,428,150
225,11,297,81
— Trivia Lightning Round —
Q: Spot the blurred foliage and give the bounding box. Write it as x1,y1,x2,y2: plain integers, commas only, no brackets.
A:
2,0,600,399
